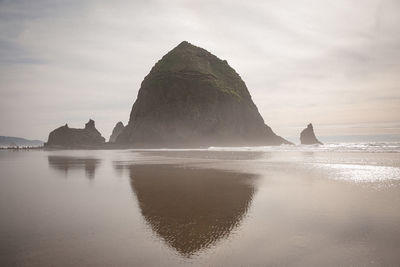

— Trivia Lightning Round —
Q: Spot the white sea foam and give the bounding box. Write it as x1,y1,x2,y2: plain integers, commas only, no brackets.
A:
132,142,400,153
207,142,400,153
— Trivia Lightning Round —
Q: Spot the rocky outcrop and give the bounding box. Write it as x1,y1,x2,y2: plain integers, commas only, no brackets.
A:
109,121,124,143
45,119,105,148
117,41,291,147
300,123,323,145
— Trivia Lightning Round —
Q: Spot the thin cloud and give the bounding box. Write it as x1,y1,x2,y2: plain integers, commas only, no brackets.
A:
0,0,399,140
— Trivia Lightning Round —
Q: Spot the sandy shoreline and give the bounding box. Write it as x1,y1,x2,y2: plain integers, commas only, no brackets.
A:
1,149,400,266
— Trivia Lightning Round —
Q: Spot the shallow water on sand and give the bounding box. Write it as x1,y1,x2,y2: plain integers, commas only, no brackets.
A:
1,149,400,266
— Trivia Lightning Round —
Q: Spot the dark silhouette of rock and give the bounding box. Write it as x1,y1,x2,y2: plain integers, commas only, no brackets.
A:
127,164,256,256
300,123,323,145
45,119,105,148
117,41,291,147
109,121,124,143
48,155,101,179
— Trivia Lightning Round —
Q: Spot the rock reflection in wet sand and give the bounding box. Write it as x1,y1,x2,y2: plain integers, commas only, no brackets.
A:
128,164,257,256
48,156,101,179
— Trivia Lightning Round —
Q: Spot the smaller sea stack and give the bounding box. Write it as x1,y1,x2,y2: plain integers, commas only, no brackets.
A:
300,123,323,145
45,119,105,148
109,122,124,143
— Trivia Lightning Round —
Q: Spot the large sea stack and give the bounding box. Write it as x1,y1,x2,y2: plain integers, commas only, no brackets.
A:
45,119,105,148
300,123,323,145
117,41,290,147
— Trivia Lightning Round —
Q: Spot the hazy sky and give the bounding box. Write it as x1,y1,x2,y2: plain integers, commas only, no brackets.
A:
1,0,399,140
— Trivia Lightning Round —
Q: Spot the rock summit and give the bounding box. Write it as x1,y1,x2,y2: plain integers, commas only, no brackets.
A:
300,123,323,145
109,121,124,143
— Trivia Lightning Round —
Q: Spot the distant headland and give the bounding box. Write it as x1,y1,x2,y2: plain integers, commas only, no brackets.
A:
0,136,44,149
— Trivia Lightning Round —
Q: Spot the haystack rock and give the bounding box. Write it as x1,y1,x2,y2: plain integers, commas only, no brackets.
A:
109,121,124,143
45,119,105,148
117,41,291,147
300,123,323,145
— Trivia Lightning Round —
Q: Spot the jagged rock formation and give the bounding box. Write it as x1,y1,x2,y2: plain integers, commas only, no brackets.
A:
45,119,105,148
117,41,290,147
109,121,124,143
300,123,323,145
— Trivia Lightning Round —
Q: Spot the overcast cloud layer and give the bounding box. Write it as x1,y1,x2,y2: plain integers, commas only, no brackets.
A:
1,0,399,141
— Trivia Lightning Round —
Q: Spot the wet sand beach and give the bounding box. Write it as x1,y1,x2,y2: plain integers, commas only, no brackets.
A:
1,149,400,266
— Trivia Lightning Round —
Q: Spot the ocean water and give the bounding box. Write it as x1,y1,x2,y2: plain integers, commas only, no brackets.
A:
208,142,400,153
1,144,400,266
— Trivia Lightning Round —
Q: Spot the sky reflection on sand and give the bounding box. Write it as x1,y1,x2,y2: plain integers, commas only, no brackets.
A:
312,163,400,183
1,149,400,266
